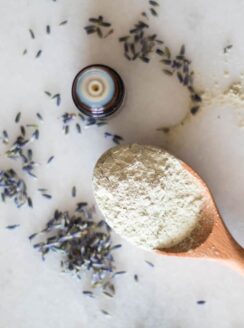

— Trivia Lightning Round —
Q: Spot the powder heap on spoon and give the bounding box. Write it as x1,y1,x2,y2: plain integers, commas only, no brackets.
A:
93,144,206,250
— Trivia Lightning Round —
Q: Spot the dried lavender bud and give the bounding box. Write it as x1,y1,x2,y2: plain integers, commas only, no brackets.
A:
44,91,52,97
27,197,33,208
149,0,159,6
15,112,21,123
180,44,185,55
36,50,42,58
42,193,52,199
36,112,43,121
72,186,76,198
119,36,129,42
2,130,9,144
99,22,111,27
177,71,183,83
83,291,94,298
163,69,173,76
110,244,122,251
157,127,171,134
164,46,171,59
223,45,233,53
113,271,126,277
101,310,110,316
32,129,39,140
46,25,51,34
27,149,33,161
150,7,158,16
64,125,69,134
38,188,48,193
47,156,54,164
103,290,114,298
52,93,61,106
97,27,103,38
5,224,20,230
156,48,164,56
104,29,114,38
191,93,202,102
59,20,68,26
28,232,38,240
145,260,154,267
142,11,149,19
20,126,26,137
76,123,81,134
29,29,35,39
84,26,97,35
190,106,200,115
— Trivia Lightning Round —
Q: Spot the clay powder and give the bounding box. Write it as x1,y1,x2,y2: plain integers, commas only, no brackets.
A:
93,144,205,250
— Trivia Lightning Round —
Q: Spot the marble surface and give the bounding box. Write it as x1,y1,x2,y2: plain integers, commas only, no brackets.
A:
0,0,244,327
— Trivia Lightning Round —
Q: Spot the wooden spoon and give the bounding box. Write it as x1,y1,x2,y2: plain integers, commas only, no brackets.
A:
157,161,244,275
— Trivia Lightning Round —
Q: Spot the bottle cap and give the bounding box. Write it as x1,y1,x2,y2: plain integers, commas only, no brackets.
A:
72,64,125,119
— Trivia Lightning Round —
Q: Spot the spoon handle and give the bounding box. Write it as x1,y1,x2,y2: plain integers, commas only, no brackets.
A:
225,247,244,274
170,210,244,274
204,215,244,274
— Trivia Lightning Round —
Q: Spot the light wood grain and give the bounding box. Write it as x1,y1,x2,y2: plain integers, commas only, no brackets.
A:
157,161,244,274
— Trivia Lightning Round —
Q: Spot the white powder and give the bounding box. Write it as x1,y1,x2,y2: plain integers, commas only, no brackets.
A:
201,82,244,127
93,144,205,250
176,81,244,129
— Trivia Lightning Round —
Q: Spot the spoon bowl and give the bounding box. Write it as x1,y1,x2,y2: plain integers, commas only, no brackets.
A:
93,144,244,274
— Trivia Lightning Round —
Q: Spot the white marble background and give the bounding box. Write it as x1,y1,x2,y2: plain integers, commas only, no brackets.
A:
0,0,244,327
